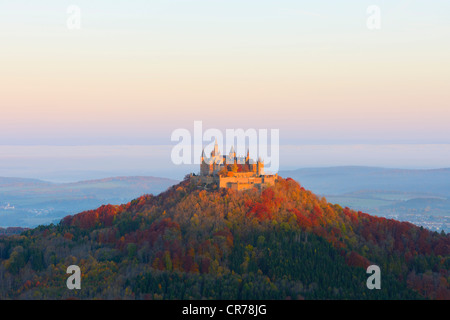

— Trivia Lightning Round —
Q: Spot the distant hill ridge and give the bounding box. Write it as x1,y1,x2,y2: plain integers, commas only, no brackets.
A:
279,166,450,196
0,176,178,187
0,176,179,228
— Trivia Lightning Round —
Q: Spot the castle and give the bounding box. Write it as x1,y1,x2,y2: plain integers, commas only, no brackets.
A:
196,139,278,191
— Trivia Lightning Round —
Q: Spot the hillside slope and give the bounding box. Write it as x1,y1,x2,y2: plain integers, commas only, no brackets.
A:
0,176,448,299
279,167,450,232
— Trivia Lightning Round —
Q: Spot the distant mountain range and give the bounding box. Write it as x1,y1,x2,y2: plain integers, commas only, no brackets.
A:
0,176,178,228
279,166,450,196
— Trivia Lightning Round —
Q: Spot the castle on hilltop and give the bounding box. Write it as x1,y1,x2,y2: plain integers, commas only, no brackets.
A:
195,139,278,191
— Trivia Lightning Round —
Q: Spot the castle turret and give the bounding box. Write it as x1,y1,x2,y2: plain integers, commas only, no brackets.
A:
201,148,215,175
229,146,236,160
257,157,264,175
212,138,219,156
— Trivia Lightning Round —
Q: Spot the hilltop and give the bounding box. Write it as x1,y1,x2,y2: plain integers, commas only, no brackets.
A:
0,176,448,299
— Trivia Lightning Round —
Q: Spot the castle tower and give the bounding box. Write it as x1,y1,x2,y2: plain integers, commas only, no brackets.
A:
229,146,236,164
257,157,264,175
212,138,219,157
247,149,257,173
201,149,215,176
200,149,208,175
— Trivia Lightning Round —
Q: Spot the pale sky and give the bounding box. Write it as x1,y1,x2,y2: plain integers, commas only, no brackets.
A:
1,0,450,148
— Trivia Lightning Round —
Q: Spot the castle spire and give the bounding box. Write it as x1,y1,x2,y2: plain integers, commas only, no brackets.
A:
213,138,219,156
228,146,236,164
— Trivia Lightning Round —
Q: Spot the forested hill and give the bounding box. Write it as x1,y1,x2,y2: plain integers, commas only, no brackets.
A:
0,176,448,299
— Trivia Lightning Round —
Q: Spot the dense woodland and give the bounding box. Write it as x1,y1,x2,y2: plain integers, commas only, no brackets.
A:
0,227,28,235
0,176,448,299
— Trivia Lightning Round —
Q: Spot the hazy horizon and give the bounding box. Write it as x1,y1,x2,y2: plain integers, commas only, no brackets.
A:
1,144,449,182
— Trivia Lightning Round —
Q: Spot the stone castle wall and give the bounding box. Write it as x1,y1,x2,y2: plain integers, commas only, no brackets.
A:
192,173,278,191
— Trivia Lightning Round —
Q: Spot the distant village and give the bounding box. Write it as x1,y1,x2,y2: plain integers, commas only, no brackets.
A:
0,203,15,210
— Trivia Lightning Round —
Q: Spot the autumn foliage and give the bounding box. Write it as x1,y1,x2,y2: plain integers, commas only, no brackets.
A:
0,176,448,299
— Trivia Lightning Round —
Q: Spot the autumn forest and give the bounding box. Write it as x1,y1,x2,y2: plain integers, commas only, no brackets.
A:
0,176,448,299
